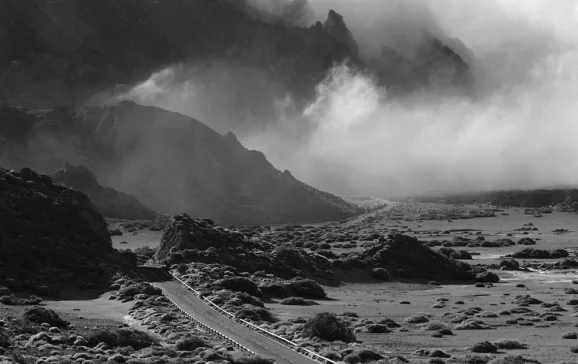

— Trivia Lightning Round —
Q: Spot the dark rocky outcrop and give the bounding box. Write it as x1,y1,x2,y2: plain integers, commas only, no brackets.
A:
0,167,129,291
51,164,157,220
357,234,474,281
0,102,359,224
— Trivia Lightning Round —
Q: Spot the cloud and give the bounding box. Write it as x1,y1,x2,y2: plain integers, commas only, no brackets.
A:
120,0,578,197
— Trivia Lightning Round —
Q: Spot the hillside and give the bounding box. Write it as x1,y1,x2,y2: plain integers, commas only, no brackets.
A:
0,102,359,224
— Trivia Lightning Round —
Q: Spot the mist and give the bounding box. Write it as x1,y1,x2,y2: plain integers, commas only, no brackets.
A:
119,0,578,197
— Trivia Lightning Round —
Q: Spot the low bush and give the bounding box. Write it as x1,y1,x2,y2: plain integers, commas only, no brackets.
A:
86,328,155,349
288,280,326,299
302,312,356,342
176,335,210,351
493,339,527,349
280,297,317,306
471,341,498,353
0,295,42,306
236,305,277,323
230,353,275,364
424,321,450,331
405,313,431,324
217,278,261,297
23,307,69,327
370,268,390,281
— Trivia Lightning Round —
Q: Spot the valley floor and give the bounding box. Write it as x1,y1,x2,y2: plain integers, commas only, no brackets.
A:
112,202,578,363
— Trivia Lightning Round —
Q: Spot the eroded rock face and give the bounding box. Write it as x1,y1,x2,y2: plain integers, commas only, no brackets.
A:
358,234,474,281
155,214,243,262
51,164,157,220
0,167,115,290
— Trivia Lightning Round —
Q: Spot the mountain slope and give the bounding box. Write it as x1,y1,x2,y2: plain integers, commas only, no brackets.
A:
0,102,359,224
51,163,158,220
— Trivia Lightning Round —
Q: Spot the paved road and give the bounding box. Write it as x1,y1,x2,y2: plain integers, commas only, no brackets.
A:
144,269,318,364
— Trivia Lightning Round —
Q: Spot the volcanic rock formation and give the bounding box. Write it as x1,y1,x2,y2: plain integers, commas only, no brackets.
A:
356,234,474,281
0,167,126,292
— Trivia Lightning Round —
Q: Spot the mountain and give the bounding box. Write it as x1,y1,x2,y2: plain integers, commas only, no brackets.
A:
0,0,471,129
51,163,158,220
0,102,359,225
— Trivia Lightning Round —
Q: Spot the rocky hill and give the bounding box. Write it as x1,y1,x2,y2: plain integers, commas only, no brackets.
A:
0,102,359,224
0,167,132,295
51,163,158,220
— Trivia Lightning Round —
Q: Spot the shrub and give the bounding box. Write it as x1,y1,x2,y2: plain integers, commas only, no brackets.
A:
176,264,188,274
0,329,12,348
176,335,209,351
86,328,155,349
424,321,450,331
355,348,384,361
341,312,359,318
302,312,356,342
370,268,390,281
405,313,430,324
236,305,277,323
365,324,390,333
280,297,317,306
471,341,498,353
289,280,326,299
230,353,275,364
493,339,527,349
343,353,361,364
320,350,342,361
218,277,261,297
475,271,500,283
0,295,42,305
23,307,69,327
499,259,520,270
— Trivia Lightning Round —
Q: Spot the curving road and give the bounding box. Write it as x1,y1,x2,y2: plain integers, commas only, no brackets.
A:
142,268,318,364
